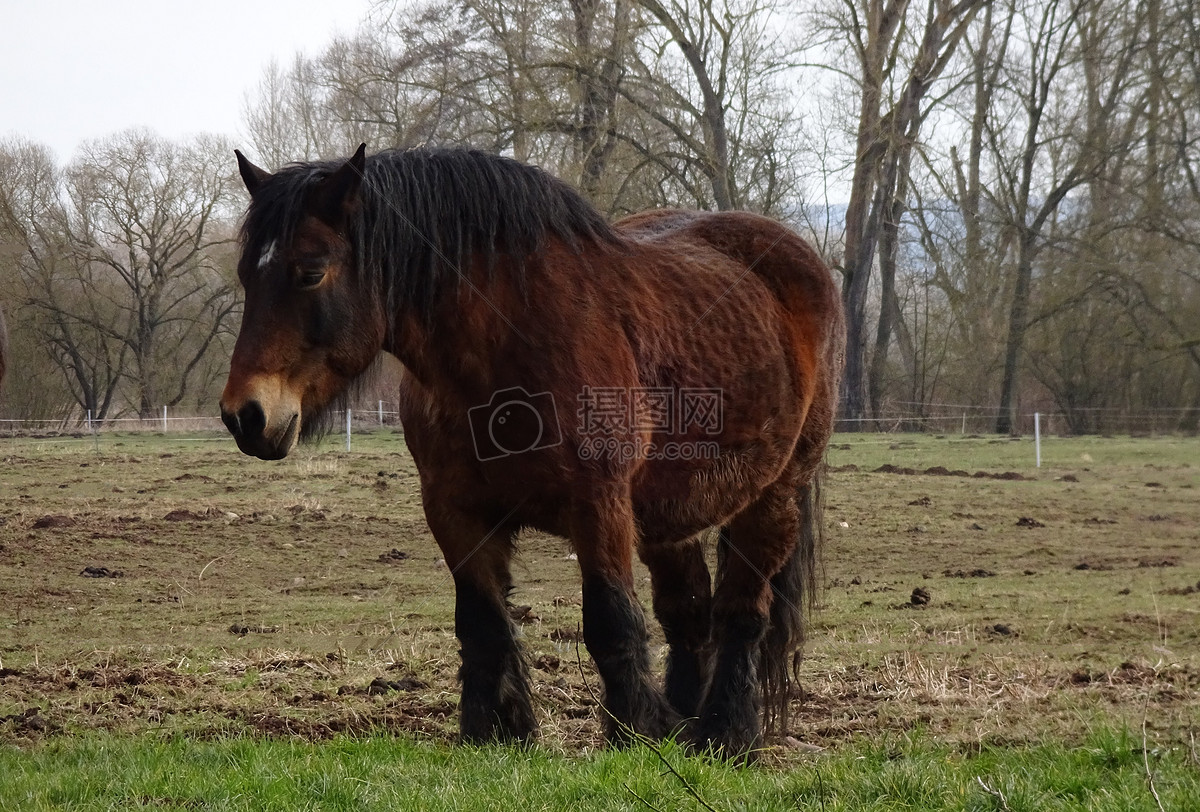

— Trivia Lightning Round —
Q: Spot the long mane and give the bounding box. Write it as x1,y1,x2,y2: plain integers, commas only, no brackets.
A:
239,147,622,319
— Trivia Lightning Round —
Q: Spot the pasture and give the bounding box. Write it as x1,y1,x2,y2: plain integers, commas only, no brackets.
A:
1,430,1198,808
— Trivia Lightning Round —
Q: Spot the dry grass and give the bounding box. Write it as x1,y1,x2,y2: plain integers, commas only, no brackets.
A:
1,430,1197,755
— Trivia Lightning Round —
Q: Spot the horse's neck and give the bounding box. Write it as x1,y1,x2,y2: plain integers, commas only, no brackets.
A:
386,291,509,400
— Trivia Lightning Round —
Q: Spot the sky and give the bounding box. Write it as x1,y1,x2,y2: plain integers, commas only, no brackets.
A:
1,0,375,163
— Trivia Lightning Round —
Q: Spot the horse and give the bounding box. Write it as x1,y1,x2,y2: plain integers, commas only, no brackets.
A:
220,144,845,756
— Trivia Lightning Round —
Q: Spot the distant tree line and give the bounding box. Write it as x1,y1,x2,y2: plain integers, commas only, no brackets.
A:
1,0,1198,432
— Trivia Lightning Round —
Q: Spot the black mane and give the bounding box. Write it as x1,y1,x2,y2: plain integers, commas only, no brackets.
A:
240,147,621,318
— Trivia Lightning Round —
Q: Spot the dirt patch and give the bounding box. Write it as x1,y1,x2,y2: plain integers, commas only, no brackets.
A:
174,473,215,483
32,515,77,529
80,566,124,578
355,676,429,695
507,605,539,623
870,464,1030,480
0,708,56,735
163,509,207,522
534,654,561,672
228,624,279,636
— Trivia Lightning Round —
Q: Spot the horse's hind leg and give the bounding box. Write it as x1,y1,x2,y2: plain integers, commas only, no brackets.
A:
694,475,802,756
426,505,536,744
638,536,713,718
572,485,679,743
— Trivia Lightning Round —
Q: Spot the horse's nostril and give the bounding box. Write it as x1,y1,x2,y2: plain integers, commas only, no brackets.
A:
238,401,267,439
221,401,266,441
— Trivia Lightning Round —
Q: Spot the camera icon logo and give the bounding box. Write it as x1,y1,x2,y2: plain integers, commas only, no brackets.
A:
468,387,563,461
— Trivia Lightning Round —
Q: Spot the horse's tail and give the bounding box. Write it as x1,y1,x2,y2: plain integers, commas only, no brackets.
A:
759,475,824,738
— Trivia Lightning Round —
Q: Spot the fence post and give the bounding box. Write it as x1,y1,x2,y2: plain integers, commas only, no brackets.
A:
345,409,352,452
1034,412,1041,468
378,400,384,426
162,405,168,433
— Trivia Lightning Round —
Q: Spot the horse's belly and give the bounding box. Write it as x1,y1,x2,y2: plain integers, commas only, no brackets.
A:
631,434,795,541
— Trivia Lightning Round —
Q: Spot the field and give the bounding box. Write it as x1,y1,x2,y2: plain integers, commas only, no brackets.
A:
1,429,1198,809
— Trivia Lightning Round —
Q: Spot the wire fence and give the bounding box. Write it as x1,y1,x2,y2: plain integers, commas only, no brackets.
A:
1,401,1195,443
0,401,405,453
834,403,1198,436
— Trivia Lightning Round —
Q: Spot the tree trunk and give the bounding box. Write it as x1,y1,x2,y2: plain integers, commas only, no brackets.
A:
996,235,1036,434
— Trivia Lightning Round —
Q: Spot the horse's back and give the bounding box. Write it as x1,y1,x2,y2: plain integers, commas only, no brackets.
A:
617,209,843,375
616,210,841,331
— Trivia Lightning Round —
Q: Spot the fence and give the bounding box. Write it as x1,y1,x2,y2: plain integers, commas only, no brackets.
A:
0,401,405,451
834,402,1198,436
1,401,1194,444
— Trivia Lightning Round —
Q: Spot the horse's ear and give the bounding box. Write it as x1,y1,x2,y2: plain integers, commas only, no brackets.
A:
312,143,367,227
235,150,271,197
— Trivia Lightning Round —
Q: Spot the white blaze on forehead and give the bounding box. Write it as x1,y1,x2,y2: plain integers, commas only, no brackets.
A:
258,240,277,269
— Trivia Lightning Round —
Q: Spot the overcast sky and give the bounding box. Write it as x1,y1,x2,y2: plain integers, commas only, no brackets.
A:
1,0,374,163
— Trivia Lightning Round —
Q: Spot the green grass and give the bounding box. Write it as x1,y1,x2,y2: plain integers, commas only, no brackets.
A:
1,728,1197,811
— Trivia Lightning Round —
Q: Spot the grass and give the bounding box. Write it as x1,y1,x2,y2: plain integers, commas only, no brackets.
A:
1,727,1197,811
1,429,1198,808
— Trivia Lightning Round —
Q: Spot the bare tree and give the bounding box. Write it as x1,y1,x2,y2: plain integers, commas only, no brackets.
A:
1,131,240,421
988,0,1144,433
242,58,345,166
909,1,1015,410
241,0,806,216
819,0,985,427
0,138,119,419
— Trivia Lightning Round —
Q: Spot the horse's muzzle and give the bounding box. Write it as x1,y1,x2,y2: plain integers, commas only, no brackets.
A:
220,400,298,460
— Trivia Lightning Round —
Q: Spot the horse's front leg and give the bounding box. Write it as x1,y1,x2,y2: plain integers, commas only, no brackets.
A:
572,484,679,743
424,501,535,744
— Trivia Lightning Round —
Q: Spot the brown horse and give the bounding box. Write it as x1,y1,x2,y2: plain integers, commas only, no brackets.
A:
220,144,844,756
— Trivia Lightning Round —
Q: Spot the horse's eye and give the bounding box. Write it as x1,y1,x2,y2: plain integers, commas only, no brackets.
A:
295,261,327,290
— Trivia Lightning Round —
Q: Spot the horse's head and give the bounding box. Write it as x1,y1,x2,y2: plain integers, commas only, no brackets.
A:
220,144,385,460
